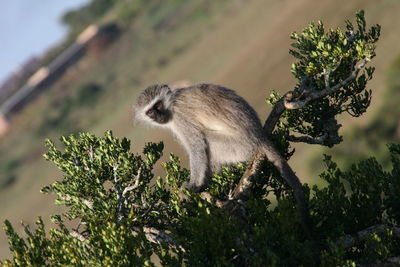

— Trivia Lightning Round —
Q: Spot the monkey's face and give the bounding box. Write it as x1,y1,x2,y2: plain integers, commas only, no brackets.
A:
145,100,171,124
135,84,172,126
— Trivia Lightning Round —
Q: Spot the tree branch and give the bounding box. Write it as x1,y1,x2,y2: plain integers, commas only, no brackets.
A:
70,229,88,243
263,57,370,135
339,224,400,248
230,151,266,200
60,195,93,210
132,226,186,253
263,99,285,136
387,256,400,265
358,256,400,267
123,167,142,197
209,57,373,242
213,144,313,240
283,58,370,110
287,134,328,145
231,57,373,240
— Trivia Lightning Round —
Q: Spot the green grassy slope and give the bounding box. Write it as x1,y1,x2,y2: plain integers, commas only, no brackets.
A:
1,0,400,258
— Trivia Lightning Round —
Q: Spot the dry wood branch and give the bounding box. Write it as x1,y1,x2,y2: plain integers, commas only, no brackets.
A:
358,256,400,267
70,229,88,243
263,57,370,135
230,151,266,200
60,195,93,210
340,224,400,248
123,167,142,197
283,58,370,110
224,142,313,239
287,134,328,145
245,58,373,239
263,99,285,136
115,166,144,224
133,226,186,253
387,256,400,264
211,57,372,241
263,78,310,135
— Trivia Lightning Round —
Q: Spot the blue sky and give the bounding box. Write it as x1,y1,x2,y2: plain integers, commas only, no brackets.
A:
0,0,89,82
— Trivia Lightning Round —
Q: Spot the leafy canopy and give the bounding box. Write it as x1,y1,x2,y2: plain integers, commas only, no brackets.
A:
2,11,399,267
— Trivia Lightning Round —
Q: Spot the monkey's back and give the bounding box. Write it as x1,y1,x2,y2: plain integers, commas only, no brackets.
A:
171,84,264,143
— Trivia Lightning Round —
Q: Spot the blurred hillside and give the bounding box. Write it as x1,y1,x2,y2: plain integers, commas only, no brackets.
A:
1,0,400,258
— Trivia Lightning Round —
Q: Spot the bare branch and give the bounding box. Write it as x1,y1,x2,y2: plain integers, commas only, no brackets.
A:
358,256,400,267
387,256,400,264
339,224,400,248
89,145,94,162
60,195,93,210
284,58,370,110
132,226,186,253
225,143,313,239
323,68,331,89
230,152,266,200
287,134,328,145
123,167,142,197
263,77,310,135
263,99,285,136
70,229,88,243
263,57,370,135
209,58,373,241
116,166,144,224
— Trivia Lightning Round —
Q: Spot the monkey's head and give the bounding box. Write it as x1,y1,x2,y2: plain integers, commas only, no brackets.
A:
134,84,172,126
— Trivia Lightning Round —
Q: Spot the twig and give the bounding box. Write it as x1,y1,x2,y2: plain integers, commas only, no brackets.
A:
357,256,400,267
123,167,142,197
263,98,285,136
132,226,186,253
263,57,370,135
339,224,400,248
263,77,311,136
287,134,328,145
387,256,400,264
89,145,94,162
323,68,331,89
116,166,144,224
230,151,266,200
209,57,372,243
60,195,93,210
113,163,126,225
284,58,370,110
70,229,88,243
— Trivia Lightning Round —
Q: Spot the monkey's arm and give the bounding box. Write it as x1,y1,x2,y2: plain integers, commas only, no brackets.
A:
178,127,211,192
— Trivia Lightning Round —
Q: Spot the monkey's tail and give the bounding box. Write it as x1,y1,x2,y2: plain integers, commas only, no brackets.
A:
260,141,314,241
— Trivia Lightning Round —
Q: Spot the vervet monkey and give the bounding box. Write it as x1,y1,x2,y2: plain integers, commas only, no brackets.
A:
135,83,301,190
135,83,311,235
134,84,263,189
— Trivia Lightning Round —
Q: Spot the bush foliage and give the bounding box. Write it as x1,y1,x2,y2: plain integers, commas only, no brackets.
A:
2,11,399,267
1,132,400,266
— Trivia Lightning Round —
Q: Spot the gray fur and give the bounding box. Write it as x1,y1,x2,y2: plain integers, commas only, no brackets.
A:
135,83,266,191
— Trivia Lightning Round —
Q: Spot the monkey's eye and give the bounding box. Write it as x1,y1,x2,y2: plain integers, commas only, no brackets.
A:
146,108,156,119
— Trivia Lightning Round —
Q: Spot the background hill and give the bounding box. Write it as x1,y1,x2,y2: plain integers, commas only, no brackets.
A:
1,0,400,257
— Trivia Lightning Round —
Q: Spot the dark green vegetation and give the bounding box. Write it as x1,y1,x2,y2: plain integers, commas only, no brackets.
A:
2,132,400,266
2,11,400,266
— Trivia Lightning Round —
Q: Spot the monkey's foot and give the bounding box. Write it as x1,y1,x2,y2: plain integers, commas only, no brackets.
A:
178,182,205,202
